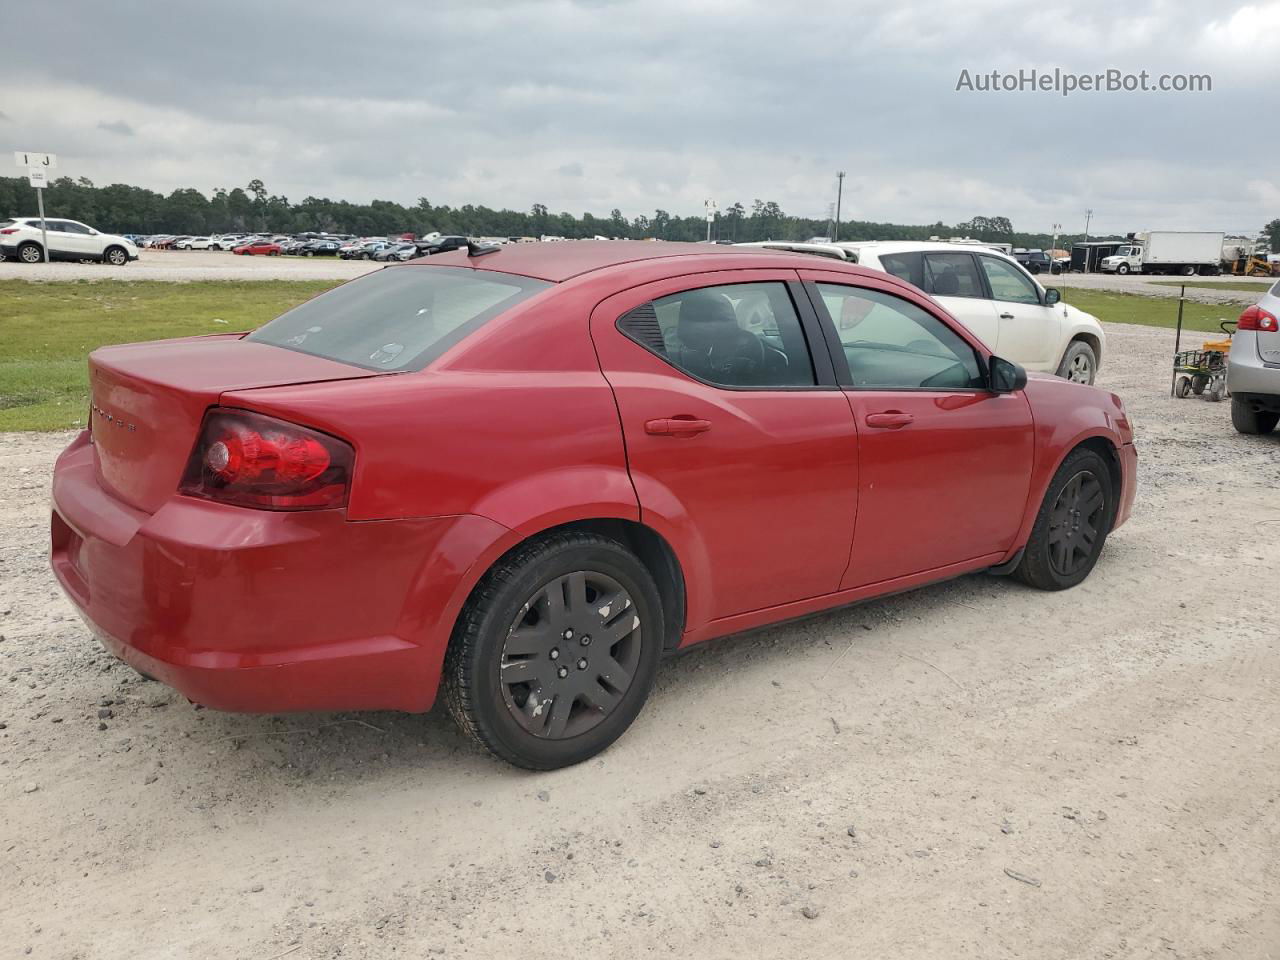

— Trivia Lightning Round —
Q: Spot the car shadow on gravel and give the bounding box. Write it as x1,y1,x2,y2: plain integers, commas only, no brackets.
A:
157,569,1036,785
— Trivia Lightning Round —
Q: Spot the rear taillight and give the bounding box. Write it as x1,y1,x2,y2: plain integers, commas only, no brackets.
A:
180,408,354,510
0,228,17,235
1238,305,1279,332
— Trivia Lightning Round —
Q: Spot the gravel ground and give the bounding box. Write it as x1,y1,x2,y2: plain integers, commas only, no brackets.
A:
0,249,378,282
1046,270,1273,305
2,321,1279,959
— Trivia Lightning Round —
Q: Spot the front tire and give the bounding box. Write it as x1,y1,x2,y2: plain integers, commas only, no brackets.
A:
1116,263,1130,275
1013,447,1115,591
104,246,128,266
443,531,664,770
1056,340,1097,384
1232,398,1279,434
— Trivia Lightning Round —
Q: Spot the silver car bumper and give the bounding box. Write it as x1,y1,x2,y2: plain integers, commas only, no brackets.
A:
1228,330,1280,405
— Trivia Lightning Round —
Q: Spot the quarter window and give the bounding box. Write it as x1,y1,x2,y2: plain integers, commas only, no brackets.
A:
979,256,1041,304
618,282,816,388
816,284,984,390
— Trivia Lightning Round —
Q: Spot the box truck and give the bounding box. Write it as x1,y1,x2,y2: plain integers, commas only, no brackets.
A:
1099,231,1224,276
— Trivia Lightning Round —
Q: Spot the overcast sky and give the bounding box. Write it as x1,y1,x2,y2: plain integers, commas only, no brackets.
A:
3,0,1277,235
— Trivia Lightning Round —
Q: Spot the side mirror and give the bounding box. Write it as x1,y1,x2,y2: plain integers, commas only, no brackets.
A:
989,356,1028,393
1044,288,1061,305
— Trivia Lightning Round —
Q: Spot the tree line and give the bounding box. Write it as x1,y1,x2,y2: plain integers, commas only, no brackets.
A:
5,174,1259,250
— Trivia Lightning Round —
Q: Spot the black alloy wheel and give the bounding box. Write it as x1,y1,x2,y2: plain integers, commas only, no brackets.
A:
1046,470,1105,578
499,571,642,740
1013,446,1115,591
443,531,663,769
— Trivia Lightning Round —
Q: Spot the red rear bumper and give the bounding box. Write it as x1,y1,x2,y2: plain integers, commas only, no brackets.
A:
50,432,506,713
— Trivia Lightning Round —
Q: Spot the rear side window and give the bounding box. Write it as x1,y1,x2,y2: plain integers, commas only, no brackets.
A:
878,252,923,287
922,253,983,298
248,265,551,371
618,282,816,388
816,283,984,390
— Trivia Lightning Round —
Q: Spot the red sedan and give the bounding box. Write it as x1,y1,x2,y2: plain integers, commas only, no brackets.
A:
51,242,1136,769
232,240,281,256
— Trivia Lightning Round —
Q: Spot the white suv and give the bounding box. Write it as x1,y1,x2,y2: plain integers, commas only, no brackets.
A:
0,217,139,265
743,240,1106,383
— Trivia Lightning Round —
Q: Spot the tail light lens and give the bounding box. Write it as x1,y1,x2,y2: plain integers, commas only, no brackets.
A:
1238,305,1279,332
0,228,17,235
180,408,354,510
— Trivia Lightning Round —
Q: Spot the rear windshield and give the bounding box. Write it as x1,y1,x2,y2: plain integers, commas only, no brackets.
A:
248,265,551,371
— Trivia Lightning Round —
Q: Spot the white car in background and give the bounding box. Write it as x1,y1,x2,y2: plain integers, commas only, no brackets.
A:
174,236,213,250
744,240,1105,383
0,217,138,265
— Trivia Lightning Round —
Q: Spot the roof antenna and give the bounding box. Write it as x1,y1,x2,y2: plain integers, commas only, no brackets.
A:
465,240,500,257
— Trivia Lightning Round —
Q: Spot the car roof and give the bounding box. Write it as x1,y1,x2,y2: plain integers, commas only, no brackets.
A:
837,240,1013,256
406,239,855,282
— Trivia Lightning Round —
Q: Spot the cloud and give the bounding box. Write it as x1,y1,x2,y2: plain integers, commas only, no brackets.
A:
96,120,135,136
0,0,1275,234
0,110,9,122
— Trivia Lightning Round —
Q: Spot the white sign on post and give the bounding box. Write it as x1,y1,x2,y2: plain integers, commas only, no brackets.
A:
28,168,49,189
14,152,57,169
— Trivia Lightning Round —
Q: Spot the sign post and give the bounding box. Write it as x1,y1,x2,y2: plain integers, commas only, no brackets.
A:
704,199,717,243
14,152,57,263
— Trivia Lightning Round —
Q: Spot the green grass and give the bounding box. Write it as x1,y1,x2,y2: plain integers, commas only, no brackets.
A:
1149,280,1274,293
0,280,339,431
1057,288,1243,335
0,278,1255,431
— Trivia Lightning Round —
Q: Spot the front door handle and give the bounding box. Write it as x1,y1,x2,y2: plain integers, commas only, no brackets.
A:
865,411,914,429
999,312,1015,320
645,417,712,437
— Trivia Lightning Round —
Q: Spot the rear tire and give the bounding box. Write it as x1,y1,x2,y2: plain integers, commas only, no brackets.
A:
18,242,43,264
1013,447,1115,591
1175,377,1192,399
1182,264,1197,276
443,531,663,770
1232,398,1279,434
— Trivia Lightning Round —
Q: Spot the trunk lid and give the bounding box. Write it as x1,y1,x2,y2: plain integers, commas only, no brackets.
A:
89,334,377,513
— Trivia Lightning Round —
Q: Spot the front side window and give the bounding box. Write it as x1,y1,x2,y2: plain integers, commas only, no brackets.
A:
816,283,984,390
979,256,1041,305
618,282,816,388
922,253,983,298
248,265,551,371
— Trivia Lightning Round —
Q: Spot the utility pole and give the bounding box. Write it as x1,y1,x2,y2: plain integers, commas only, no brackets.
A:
1083,208,1093,273
834,171,846,242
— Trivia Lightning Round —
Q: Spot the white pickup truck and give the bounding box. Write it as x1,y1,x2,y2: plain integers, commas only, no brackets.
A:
1099,231,1224,277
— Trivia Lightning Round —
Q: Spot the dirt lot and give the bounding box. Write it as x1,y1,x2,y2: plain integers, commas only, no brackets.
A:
0,249,377,282
3,321,1279,960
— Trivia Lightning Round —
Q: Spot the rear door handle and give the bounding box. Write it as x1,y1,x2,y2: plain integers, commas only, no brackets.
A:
999,312,1015,320
645,417,712,437
865,411,914,429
